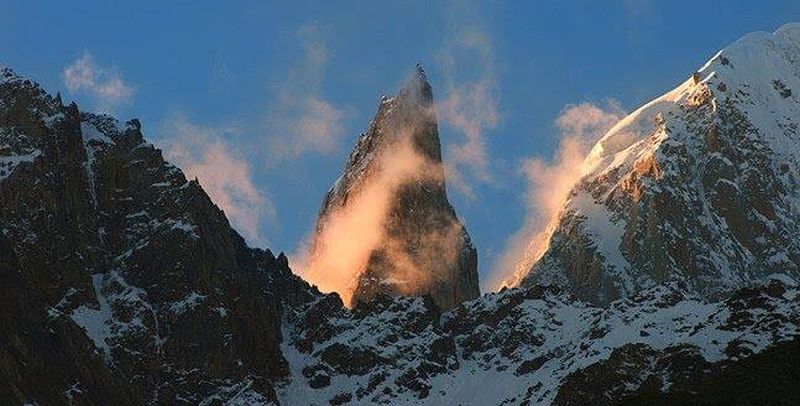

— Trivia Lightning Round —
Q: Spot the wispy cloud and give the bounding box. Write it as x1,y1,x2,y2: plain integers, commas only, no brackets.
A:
159,116,274,247
488,101,625,290
267,23,346,159
436,1,500,198
63,51,133,109
622,0,656,21
294,126,459,306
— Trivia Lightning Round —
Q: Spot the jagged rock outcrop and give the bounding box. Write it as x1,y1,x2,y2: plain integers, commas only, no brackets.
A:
0,67,318,405
309,65,479,310
282,277,800,404
510,23,800,305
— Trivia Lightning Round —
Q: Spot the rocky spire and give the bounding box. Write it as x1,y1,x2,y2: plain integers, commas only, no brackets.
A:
398,62,433,106
310,65,479,310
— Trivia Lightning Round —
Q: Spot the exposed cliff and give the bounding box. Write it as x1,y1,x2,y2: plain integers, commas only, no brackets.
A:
0,68,317,404
308,65,479,310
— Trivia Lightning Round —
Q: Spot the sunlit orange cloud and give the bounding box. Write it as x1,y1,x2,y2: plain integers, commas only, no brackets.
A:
291,128,447,306
159,116,274,247
487,102,625,291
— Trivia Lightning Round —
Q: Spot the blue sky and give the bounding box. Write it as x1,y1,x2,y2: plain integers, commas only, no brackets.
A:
2,1,799,288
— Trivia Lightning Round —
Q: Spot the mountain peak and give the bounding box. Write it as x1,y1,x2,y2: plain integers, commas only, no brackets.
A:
723,20,800,52
396,63,434,108
415,62,427,80
305,69,479,310
0,67,318,404
511,23,800,304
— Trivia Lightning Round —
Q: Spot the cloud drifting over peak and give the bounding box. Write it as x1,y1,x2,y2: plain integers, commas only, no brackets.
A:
435,2,500,198
63,51,133,109
267,23,346,159
488,101,625,291
294,130,452,306
159,117,274,247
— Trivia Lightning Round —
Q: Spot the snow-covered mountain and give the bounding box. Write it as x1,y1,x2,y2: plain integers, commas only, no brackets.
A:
509,23,800,305
276,24,800,404
2,22,800,406
281,278,800,405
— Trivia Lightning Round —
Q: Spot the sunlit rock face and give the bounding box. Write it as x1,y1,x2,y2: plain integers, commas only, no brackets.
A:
308,65,479,310
510,23,800,305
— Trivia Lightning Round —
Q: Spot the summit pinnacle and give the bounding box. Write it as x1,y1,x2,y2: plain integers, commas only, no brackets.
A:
309,66,479,310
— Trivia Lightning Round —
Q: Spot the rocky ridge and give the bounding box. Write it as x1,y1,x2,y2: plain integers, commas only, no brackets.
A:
281,277,800,405
511,23,800,306
0,67,317,404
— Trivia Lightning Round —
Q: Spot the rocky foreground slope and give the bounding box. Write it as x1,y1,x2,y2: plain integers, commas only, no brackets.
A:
2,24,800,406
281,278,800,405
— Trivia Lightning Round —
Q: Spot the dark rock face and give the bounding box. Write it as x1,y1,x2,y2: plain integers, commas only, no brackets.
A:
0,234,138,405
310,65,479,310
555,339,800,406
0,68,317,404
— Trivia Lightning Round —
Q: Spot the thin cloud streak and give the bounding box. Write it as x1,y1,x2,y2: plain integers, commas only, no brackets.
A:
488,101,625,291
63,51,133,110
267,23,346,159
436,1,500,198
159,116,274,247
